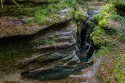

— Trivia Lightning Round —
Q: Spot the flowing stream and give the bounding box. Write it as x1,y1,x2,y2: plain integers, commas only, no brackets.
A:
0,8,101,83
20,9,101,82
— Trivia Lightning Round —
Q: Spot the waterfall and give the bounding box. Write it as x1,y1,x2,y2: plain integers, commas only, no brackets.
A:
78,9,100,61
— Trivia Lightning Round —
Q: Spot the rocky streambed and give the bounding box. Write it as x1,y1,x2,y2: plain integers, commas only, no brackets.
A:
0,1,104,83
0,21,79,82
0,17,101,83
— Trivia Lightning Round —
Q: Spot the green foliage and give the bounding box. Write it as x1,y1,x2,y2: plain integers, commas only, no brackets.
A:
106,14,125,37
110,14,125,25
42,39,56,45
107,27,123,37
110,0,125,6
1,0,77,24
90,26,105,45
26,11,47,24
42,34,56,45
91,4,125,82
60,0,76,8
74,10,84,21
113,54,125,83
96,47,108,57
96,44,115,57
99,18,108,27
25,4,61,25
90,4,122,45
94,3,115,27
24,2,64,25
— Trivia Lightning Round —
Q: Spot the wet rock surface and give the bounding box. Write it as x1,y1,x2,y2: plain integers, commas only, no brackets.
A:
21,65,82,80
0,21,81,82
19,8,100,81
0,1,104,83
18,22,83,80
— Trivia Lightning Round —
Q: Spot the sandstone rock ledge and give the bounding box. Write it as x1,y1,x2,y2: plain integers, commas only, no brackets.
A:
0,8,71,38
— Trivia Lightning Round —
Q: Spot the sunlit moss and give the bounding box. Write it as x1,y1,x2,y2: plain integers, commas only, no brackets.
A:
110,14,125,25
113,54,125,83
90,3,123,45
110,0,125,6
0,0,77,24
91,3,125,83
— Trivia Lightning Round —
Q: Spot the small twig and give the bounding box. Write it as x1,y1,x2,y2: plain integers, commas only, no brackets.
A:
1,0,4,8
1,0,22,9
12,0,22,9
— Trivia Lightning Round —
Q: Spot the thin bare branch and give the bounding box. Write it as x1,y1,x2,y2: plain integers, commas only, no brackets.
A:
12,0,22,9
1,0,4,8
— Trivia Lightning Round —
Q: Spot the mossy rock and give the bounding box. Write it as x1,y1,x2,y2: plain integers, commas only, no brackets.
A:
0,8,72,38
110,0,125,6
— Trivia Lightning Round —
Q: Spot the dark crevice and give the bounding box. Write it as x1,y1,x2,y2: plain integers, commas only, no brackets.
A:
87,39,95,59
20,9,100,81
77,13,96,62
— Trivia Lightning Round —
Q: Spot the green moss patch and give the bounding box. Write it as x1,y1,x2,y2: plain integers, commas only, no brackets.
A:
90,3,125,83
110,0,125,6
0,0,76,25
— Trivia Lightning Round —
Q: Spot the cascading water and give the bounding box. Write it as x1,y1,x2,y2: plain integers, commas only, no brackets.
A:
20,9,100,81
77,9,100,62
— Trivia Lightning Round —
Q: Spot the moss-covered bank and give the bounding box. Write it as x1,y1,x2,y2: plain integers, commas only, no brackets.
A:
89,3,125,83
